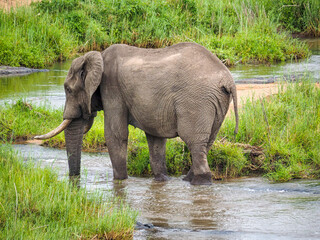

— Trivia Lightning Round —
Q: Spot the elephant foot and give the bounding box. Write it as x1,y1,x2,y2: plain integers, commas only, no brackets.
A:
113,173,128,180
183,170,194,182
190,172,212,185
154,173,170,182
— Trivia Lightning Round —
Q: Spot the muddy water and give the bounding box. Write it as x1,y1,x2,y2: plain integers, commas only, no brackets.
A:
2,39,320,239
14,144,320,239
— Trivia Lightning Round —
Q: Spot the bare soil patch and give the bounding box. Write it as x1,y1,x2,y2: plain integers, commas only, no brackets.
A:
0,0,39,11
229,83,280,113
236,83,279,103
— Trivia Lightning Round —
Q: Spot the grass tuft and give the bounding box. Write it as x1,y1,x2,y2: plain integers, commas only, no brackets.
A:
0,144,137,239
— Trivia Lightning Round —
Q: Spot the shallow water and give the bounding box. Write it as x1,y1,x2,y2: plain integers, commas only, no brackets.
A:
14,144,320,240
0,61,70,108
230,38,320,82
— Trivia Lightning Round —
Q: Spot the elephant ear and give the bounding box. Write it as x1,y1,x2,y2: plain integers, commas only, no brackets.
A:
83,51,104,117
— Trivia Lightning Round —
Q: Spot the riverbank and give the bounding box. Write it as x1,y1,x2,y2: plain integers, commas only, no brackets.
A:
1,0,318,68
0,65,48,76
0,145,137,239
1,79,319,182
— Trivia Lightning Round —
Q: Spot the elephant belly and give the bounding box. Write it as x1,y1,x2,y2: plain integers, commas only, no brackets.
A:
128,101,178,138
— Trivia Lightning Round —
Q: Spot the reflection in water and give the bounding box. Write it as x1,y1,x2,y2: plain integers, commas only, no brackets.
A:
189,187,219,230
112,180,128,201
307,37,320,55
12,144,320,239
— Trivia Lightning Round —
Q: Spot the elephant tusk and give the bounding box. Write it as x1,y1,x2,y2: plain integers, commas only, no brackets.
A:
34,119,72,140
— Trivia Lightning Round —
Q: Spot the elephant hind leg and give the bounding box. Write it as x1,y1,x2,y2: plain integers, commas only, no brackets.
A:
179,131,213,185
146,133,170,181
188,141,212,185
183,165,194,182
177,115,214,185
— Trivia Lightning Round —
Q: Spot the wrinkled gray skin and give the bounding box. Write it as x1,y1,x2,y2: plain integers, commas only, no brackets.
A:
61,43,238,185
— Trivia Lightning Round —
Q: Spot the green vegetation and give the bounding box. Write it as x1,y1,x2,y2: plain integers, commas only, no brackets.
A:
0,100,62,142
219,78,320,181
1,0,318,68
0,7,77,68
0,100,106,151
1,79,320,182
0,144,137,239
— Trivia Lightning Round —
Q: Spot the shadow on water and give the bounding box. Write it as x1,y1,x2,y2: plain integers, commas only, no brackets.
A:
13,144,320,240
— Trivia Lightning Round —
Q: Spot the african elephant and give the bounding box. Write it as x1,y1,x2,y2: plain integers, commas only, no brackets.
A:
35,42,239,185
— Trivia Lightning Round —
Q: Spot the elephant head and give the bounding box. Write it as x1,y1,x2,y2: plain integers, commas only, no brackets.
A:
35,51,104,176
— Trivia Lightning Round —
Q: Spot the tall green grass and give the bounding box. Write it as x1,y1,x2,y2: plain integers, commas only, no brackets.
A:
0,100,63,142
0,0,315,68
0,6,77,68
0,144,137,239
263,0,320,36
0,100,106,150
220,79,320,181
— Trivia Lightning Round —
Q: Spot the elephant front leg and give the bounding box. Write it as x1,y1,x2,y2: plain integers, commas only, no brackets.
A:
106,136,128,180
146,133,170,181
104,105,129,180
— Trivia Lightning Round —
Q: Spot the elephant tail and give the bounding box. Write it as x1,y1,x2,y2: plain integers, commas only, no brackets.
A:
230,84,239,136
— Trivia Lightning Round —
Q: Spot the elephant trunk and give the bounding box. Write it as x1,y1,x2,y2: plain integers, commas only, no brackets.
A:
65,118,85,176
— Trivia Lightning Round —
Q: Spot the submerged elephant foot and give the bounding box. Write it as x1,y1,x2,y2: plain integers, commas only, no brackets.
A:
154,174,170,182
113,172,128,181
183,170,194,182
190,172,212,185
113,175,128,181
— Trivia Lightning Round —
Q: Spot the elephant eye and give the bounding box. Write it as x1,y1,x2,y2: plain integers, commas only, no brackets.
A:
66,86,72,94
80,70,85,79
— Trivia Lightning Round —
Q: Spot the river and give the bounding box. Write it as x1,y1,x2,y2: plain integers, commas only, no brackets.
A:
1,39,320,239
14,144,320,239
